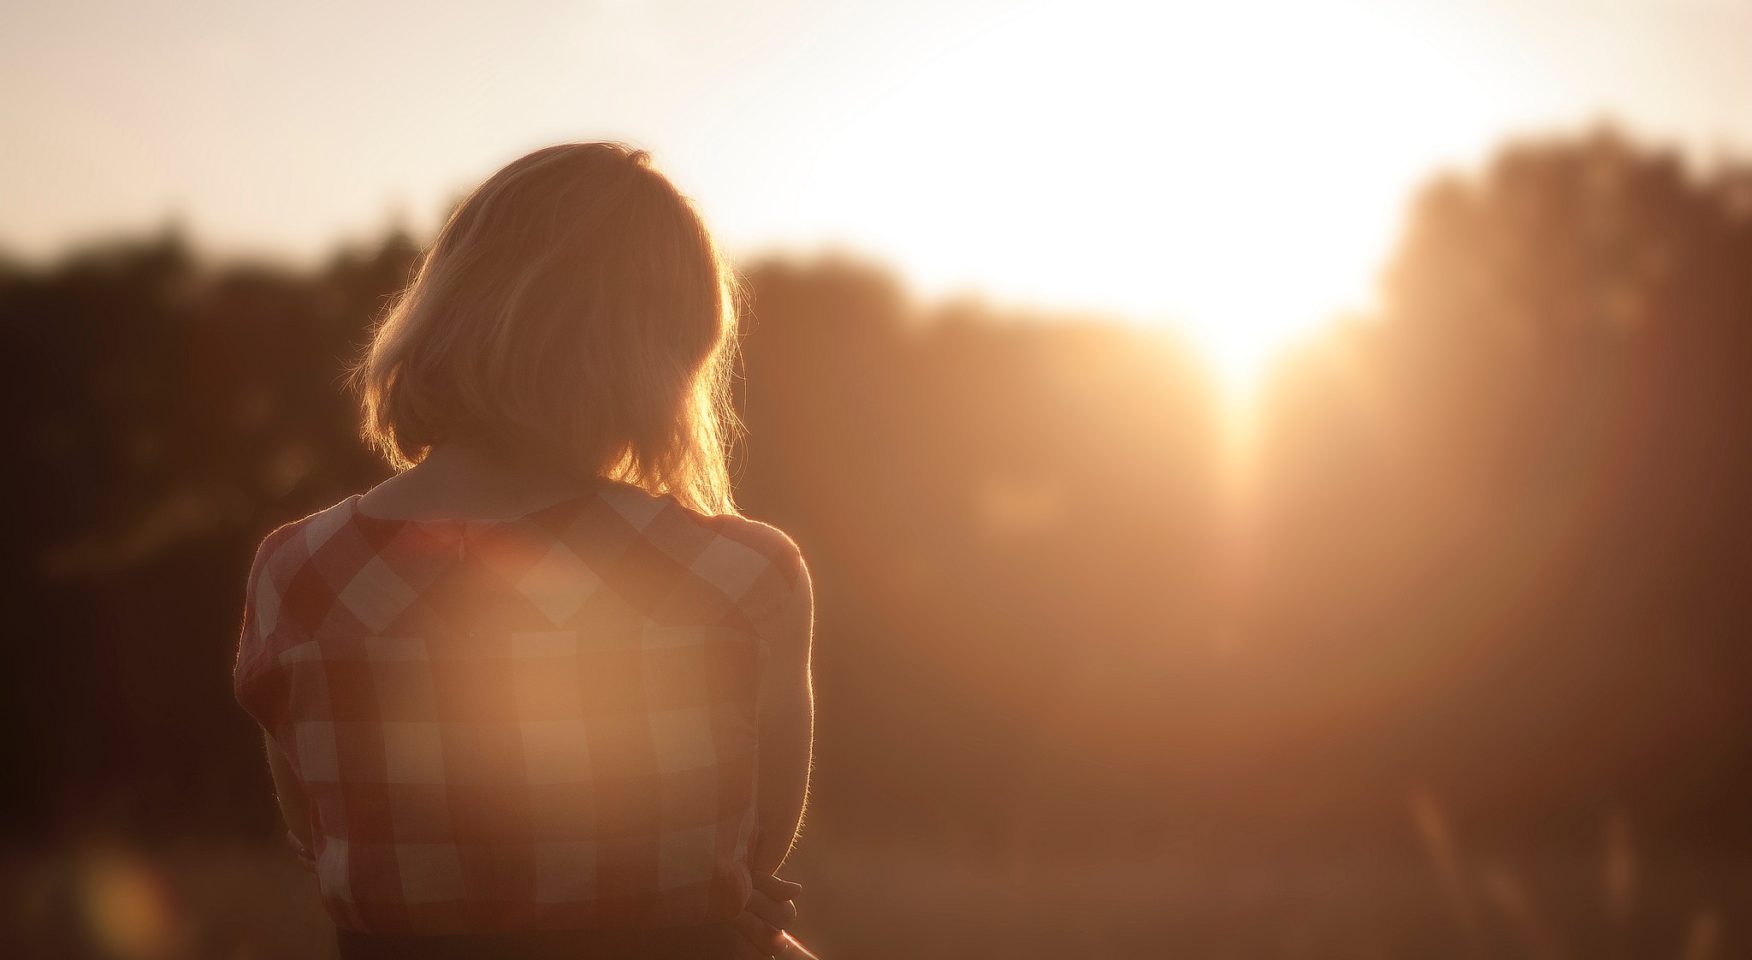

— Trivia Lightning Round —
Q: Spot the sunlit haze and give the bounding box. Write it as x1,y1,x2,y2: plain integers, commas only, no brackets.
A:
6,0,1752,393
10,3,1752,953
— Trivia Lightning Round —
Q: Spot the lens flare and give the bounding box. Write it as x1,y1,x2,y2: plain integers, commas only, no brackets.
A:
79,850,185,960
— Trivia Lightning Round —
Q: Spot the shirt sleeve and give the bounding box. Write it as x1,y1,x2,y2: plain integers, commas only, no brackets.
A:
233,527,293,733
727,520,811,659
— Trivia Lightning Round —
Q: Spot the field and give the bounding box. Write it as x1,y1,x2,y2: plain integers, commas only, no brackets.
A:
8,824,1742,959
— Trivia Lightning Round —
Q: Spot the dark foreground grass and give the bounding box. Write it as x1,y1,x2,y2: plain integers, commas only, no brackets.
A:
5,834,1744,959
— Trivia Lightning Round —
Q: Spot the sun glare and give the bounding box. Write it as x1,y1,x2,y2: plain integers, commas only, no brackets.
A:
799,1,1514,405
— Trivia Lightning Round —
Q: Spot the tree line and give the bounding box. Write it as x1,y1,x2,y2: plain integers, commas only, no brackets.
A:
2,129,1748,860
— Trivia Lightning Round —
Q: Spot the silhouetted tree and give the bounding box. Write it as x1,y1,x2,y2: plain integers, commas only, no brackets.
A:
2,131,1749,885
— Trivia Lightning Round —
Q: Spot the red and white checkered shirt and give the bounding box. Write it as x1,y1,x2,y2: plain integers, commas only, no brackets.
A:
233,481,807,934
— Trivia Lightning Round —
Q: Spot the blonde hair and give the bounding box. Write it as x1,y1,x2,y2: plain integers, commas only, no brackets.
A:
354,142,742,516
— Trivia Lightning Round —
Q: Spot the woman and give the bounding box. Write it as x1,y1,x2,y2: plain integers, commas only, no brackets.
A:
234,143,816,959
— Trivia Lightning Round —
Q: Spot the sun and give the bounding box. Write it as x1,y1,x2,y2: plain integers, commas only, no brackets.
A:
795,0,1509,403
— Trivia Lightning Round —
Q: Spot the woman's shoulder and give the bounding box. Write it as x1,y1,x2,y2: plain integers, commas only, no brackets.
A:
683,510,810,630
235,494,363,688
247,494,363,581
592,483,802,569
591,484,809,613
240,493,380,644
696,512,807,578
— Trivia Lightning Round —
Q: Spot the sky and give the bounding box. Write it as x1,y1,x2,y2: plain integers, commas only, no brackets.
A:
5,0,1752,362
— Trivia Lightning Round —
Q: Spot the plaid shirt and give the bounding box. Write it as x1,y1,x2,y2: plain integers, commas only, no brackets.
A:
234,482,806,934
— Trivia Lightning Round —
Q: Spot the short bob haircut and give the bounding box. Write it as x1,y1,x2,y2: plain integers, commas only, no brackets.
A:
354,142,742,516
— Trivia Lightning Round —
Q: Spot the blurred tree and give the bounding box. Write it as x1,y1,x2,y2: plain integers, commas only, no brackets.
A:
1,130,1748,867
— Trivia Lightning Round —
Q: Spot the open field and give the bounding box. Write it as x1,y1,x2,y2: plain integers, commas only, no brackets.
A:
7,833,1744,960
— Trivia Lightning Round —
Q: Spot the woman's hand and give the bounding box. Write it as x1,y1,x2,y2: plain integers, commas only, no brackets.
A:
285,829,316,872
732,874,818,959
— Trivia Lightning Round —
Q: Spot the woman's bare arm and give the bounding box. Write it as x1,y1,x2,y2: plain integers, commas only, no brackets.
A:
750,562,815,877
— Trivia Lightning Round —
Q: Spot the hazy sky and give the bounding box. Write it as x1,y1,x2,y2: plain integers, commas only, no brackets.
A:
6,0,1752,335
